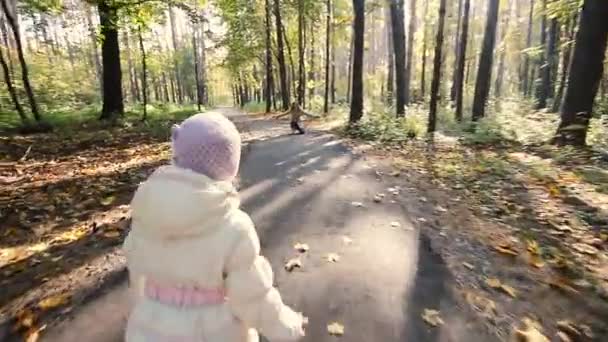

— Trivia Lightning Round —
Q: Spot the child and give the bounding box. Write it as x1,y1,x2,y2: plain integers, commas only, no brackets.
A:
123,112,306,342
275,102,320,135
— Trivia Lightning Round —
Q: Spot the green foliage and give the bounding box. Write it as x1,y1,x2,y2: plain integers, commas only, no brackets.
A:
346,108,425,144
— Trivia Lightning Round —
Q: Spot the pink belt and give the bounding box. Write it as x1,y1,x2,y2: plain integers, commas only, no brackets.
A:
144,279,226,307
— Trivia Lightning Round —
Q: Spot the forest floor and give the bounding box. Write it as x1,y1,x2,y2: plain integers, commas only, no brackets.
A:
0,106,607,341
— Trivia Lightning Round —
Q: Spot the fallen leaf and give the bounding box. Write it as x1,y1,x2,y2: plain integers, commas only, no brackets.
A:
463,262,475,270
546,277,579,294
294,243,309,253
556,331,572,342
327,322,344,336
284,258,302,272
389,170,401,177
514,318,549,342
373,194,383,203
417,217,427,223
485,278,517,298
528,254,545,268
38,294,69,310
15,309,36,329
494,244,519,256
24,326,42,342
556,320,581,338
548,185,561,198
421,309,444,327
501,284,518,298
326,253,340,263
390,221,401,228
102,231,121,238
435,205,447,213
571,243,598,255
100,195,116,206
485,278,502,289
526,240,541,256
351,202,364,208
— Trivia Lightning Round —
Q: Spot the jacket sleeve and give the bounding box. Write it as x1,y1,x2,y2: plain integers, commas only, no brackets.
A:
225,213,304,341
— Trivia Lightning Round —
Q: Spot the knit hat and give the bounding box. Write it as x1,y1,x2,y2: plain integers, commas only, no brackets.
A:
171,113,241,181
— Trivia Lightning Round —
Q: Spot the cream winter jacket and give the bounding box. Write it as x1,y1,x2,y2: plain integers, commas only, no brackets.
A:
123,164,305,342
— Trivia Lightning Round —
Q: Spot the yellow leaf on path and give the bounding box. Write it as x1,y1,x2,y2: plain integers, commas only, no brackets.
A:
526,240,541,256
16,309,36,328
327,322,344,336
528,254,545,269
100,195,116,206
25,327,42,342
514,318,549,342
294,243,309,253
421,309,444,327
463,262,475,270
38,294,69,310
556,320,581,337
556,331,572,342
501,284,518,298
284,258,302,272
485,278,501,289
546,277,579,294
548,185,561,198
326,253,340,263
485,278,517,298
494,244,519,256
571,243,598,255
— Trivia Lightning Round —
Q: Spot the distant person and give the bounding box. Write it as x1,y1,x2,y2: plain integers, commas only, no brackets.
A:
275,101,320,135
123,113,306,341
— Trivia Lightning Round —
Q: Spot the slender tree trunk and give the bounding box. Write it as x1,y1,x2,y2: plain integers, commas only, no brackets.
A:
138,28,147,121
472,0,500,121
536,0,548,107
0,13,14,77
385,5,394,105
265,0,274,113
553,14,577,113
545,18,560,103
494,4,510,98
1,0,41,121
192,22,202,111
405,0,416,104
297,0,305,106
308,21,316,105
455,0,471,121
420,0,429,100
450,0,464,102
390,0,407,117
124,32,138,103
169,5,183,103
350,0,365,123
274,0,289,109
85,5,102,91
428,0,448,133
522,0,534,96
324,0,332,113
97,1,124,120
162,71,170,102
0,46,27,123
347,33,354,102
283,26,297,104
330,0,336,104
554,0,608,146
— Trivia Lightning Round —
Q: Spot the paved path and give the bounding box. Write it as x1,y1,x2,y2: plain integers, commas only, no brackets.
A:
42,108,489,342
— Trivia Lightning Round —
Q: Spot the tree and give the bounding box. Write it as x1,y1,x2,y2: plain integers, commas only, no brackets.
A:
554,0,608,146
385,4,394,105
264,0,273,113
553,14,577,112
1,0,41,121
192,20,202,111
538,15,559,109
420,0,429,99
85,4,102,90
168,4,183,103
297,0,305,106
274,0,289,110
454,0,471,121
349,0,365,123
522,0,534,96
428,0,447,133
0,43,27,123
450,0,463,102
97,0,124,120
323,0,331,114
390,0,406,116
404,0,416,105
138,27,148,121
472,0,500,121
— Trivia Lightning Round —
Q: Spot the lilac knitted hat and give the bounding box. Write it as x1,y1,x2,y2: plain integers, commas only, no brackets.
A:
171,113,241,181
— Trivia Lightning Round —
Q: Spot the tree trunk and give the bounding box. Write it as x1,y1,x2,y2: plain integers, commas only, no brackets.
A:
0,45,27,123
405,0,416,104
390,0,407,117
553,14,577,113
0,13,14,77
455,0,471,121
85,5,102,90
347,32,354,103
385,5,394,105
282,25,297,105
330,0,336,104
265,0,274,113
494,4,510,98
350,0,365,123
420,0,429,100
536,0,548,107
124,32,138,103
138,28,147,121
274,0,289,109
297,0,305,106
428,0,448,133
98,1,124,120
324,0,332,113
522,0,534,96
169,5,183,103
1,0,41,121
192,22,202,112
471,0,500,121
308,21,316,105
162,72,170,102
554,0,608,146
450,0,463,102
545,18,560,105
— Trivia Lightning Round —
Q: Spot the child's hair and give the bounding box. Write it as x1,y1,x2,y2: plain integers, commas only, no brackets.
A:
171,113,241,181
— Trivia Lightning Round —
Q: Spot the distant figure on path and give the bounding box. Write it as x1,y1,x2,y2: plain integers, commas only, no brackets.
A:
123,112,306,342
275,101,320,134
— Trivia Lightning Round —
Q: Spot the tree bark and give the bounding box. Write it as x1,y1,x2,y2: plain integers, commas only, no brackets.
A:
420,0,429,100
138,28,147,121
349,0,365,123
162,71,170,102
297,0,305,106
192,22,202,112
535,0,548,107
390,0,407,117
450,0,463,102
472,0,500,121
85,5,102,92
274,0,289,109
124,32,139,102
265,0,274,113
0,45,27,123
552,14,577,113
428,0,448,133
554,0,608,146
169,5,183,103
455,0,471,121
405,0,416,104
1,0,41,121
323,0,332,113
522,0,534,96
308,21,316,105
347,32,354,103
544,18,559,104
98,1,124,120
385,5,394,105
330,0,336,104
494,3,510,98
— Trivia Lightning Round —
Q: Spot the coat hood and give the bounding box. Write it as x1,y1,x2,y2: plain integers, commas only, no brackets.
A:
130,164,239,240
